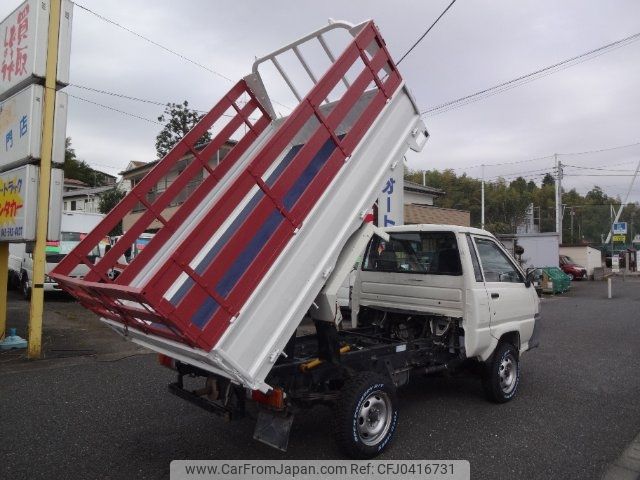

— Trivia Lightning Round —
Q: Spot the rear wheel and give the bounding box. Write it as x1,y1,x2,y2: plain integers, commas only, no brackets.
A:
482,342,520,403
333,372,398,458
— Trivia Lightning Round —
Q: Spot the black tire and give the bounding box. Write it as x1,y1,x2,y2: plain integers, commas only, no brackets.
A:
21,277,31,301
482,342,520,403
333,372,398,459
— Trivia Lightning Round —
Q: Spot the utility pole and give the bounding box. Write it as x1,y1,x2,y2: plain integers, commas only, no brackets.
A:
554,154,563,244
570,207,575,244
27,0,63,358
481,164,485,230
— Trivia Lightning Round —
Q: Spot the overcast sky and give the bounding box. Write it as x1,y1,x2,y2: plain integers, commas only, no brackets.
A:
2,0,639,201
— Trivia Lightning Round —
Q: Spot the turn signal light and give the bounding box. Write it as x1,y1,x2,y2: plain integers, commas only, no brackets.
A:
251,387,285,410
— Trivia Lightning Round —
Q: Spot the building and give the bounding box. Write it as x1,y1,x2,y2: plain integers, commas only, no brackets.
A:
63,185,115,213
559,245,602,277
63,178,89,192
499,232,560,269
402,180,470,227
118,161,149,193
119,141,236,232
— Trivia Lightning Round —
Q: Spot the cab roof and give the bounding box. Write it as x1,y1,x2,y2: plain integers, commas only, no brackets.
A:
382,224,493,237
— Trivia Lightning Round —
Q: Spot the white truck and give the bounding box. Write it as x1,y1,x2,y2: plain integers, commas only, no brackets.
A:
9,211,106,299
51,21,539,458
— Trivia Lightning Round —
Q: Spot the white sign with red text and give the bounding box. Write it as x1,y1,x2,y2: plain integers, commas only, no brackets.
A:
0,0,73,101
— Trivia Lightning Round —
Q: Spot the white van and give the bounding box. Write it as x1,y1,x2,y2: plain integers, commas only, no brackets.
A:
9,211,106,299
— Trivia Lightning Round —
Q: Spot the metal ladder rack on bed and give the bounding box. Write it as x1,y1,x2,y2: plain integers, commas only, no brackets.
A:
52,20,428,390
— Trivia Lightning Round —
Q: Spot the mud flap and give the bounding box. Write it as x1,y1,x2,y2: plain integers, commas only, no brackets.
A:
253,410,295,452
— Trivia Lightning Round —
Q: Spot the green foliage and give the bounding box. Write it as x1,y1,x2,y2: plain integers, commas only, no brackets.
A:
98,187,126,236
63,138,113,187
155,101,211,158
405,168,634,243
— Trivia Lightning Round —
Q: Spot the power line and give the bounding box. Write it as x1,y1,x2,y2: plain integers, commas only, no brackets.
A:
421,29,640,116
396,0,457,65
433,139,640,173
557,140,640,156
73,2,292,112
74,2,233,83
563,174,635,177
562,164,635,172
69,83,178,108
68,94,162,125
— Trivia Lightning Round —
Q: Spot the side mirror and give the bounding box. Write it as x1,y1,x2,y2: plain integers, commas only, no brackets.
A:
524,268,535,288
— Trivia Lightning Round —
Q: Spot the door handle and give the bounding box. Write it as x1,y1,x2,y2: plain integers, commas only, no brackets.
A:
491,293,500,299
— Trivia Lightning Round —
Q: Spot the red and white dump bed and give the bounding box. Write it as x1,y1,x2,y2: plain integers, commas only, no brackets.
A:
52,20,428,392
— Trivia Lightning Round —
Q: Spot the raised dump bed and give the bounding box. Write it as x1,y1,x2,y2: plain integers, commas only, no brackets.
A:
52,20,428,392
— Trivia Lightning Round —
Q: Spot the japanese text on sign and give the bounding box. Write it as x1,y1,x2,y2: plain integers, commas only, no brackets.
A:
1,3,30,83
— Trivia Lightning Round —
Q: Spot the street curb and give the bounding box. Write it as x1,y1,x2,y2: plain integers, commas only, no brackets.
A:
602,432,640,480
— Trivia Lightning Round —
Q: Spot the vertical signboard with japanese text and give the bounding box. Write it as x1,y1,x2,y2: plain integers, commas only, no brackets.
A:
377,160,404,227
0,83,42,169
0,163,37,241
0,85,67,171
0,0,72,101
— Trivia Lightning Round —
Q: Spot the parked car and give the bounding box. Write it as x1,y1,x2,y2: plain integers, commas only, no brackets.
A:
559,255,587,280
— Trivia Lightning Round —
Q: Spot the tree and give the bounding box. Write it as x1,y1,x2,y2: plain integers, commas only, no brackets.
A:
99,188,126,235
64,137,112,187
155,101,211,158
541,173,555,187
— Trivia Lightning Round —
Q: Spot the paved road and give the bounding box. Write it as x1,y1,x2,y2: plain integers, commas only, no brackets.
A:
1,279,639,479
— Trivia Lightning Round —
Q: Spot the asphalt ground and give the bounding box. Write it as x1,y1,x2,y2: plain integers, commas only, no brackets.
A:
1,278,639,479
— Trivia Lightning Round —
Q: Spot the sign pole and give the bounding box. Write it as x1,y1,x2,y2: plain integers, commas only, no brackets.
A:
0,244,7,340
27,0,61,359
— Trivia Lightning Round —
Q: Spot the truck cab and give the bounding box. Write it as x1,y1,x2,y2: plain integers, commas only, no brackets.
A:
353,225,539,361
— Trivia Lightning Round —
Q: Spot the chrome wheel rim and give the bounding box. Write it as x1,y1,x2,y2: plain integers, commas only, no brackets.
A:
357,390,392,446
499,353,517,394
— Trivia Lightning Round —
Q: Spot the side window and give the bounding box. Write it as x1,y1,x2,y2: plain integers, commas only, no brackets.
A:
473,237,523,283
466,234,484,282
363,231,461,275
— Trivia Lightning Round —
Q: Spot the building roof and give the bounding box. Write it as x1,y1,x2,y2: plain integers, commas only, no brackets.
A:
120,140,238,176
64,178,89,187
404,180,445,196
62,185,115,198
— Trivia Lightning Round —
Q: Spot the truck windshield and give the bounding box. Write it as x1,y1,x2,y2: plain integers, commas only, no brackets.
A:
363,231,462,275
45,232,101,262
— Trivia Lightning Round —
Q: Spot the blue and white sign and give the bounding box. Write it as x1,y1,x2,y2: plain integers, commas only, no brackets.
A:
377,159,404,227
613,222,627,235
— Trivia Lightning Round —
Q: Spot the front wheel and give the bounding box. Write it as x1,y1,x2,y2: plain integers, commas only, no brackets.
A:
482,342,520,403
333,372,398,459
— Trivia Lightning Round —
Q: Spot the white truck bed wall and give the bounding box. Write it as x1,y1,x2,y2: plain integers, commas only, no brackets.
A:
51,20,428,393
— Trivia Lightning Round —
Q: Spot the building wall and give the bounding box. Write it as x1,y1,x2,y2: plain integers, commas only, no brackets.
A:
560,246,602,276
404,190,435,206
404,204,470,226
63,196,101,213
120,144,234,232
500,233,560,269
